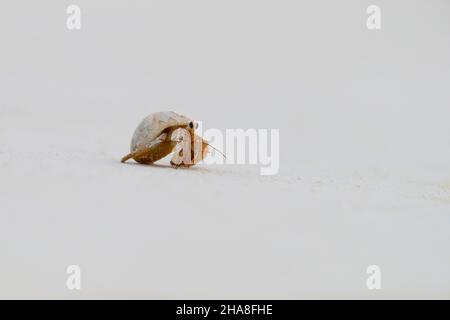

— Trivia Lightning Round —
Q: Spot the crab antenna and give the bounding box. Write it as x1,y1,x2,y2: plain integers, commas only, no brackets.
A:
205,143,226,159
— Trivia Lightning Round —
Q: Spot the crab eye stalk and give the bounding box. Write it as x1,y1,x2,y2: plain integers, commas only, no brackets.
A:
189,121,194,129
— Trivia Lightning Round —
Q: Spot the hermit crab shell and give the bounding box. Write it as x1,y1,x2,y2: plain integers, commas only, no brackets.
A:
130,111,192,152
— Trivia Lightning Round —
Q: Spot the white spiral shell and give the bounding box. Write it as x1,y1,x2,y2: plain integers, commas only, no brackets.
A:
130,111,192,152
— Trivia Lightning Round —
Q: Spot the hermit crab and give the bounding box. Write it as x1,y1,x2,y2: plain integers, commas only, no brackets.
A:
121,111,211,168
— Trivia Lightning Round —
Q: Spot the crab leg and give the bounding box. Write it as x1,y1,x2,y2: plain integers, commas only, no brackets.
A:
121,133,171,163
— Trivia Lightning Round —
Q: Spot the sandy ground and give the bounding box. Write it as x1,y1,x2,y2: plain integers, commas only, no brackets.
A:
1,1,450,299
1,107,449,299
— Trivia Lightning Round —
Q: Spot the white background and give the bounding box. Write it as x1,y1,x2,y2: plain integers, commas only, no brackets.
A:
1,0,449,298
